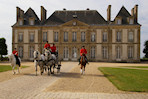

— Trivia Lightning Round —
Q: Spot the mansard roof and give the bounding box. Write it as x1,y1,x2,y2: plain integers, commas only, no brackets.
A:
112,6,139,24
42,10,107,26
23,8,40,25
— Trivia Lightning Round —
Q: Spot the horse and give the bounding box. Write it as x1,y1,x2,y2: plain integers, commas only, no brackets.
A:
34,50,47,75
8,54,21,75
80,54,86,75
44,49,57,75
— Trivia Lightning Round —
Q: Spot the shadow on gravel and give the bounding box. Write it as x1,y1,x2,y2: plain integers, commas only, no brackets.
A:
24,73,37,76
53,72,105,78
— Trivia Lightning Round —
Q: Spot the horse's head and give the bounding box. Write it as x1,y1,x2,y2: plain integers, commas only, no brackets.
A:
34,50,40,60
8,54,14,62
44,49,51,60
81,54,86,63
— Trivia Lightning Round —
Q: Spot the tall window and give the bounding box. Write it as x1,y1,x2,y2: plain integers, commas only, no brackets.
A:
91,33,95,42
18,46,23,58
72,47,77,58
117,19,121,24
30,19,34,25
128,46,133,59
91,47,95,58
19,19,23,25
72,32,77,42
129,19,133,24
64,47,69,59
81,32,85,42
18,33,23,42
43,32,47,42
128,32,134,42
29,46,34,58
102,46,108,59
64,32,68,42
102,32,107,42
54,32,58,42
116,31,121,42
30,33,34,42
116,46,121,59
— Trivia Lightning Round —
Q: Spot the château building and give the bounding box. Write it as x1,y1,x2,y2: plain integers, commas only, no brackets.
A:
12,5,141,62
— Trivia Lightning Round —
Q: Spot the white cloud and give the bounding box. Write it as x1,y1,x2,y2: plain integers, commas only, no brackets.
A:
0,0,147,58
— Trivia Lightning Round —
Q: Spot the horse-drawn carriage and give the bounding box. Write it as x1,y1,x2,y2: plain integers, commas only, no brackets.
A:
34,49,61,76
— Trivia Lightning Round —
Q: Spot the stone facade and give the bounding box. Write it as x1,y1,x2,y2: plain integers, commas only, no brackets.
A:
12,5,141,62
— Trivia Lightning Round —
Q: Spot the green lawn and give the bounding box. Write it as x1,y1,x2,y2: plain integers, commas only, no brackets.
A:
98,67,148,92
124,66,148,68
0,65,29,72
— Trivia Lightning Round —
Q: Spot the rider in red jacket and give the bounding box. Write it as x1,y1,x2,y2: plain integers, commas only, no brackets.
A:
44,41,50,49
50,43,56,55
12,48,20,67
79,46,88,65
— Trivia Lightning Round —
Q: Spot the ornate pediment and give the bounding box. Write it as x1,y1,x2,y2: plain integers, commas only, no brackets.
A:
60,19,89,26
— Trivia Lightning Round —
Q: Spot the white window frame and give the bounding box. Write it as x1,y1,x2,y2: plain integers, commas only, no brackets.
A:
81,32,85,42
64,32,68,42
72,47,77,58
91,33,95,42
19,19,23,25
102,32,107,42
91,47,95,58
128,46,133,59
18,46,23,58
29,46,34,58
63,47,69,59
72,32,77,42
128,32,134,42
54,32,58,42
102,46,108,59
116,31,121,42
43,32,47,42
30,33,34,42
117,19,121,24
129,18,134,24
116,46,121,59
18,33,23,42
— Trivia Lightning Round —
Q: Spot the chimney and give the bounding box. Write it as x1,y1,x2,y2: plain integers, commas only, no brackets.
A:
41,6,47,22
134,5,138,22
131,8,134,16
107,5,111,21
16,7,20,21
16,7,24,21
20,9,24,18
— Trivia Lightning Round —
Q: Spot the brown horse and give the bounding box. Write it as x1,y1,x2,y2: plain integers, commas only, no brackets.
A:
80,54,86,75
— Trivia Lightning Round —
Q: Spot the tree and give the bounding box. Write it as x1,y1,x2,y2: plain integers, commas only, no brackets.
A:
0,38,8,60
143,40,148,58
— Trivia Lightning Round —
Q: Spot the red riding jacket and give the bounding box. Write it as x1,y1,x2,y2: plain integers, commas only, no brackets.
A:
12,50,18,56
50,45,56,52
44,43,50,49
80,48,87,56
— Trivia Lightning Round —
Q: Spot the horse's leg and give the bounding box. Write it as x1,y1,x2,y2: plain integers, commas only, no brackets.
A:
50,65,53,74
53,64,55,74
13,65,16,75
47,66,50,75
18,65,20,74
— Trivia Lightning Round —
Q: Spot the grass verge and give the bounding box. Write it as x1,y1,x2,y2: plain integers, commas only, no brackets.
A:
98,67,148,92
0,65,29,72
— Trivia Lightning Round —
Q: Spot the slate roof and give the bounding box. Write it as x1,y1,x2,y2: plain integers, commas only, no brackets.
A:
112,6,139,25
43,10,107,25
13,6,140,27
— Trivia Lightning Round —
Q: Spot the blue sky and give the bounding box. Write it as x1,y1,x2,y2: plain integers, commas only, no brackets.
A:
0,0,147,58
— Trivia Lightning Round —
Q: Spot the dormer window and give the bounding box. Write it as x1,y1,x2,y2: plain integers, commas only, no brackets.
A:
29,18,34,25
129,18,134,24
117,19,121,24
116,17,122,24
18,18,23,25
